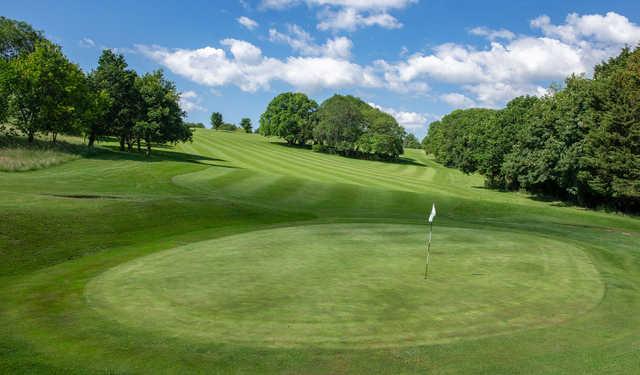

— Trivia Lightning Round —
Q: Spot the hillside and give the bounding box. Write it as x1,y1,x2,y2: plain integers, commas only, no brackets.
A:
1,129,639,374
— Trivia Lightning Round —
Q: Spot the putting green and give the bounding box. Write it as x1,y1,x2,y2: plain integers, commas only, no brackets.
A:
86,224,604,349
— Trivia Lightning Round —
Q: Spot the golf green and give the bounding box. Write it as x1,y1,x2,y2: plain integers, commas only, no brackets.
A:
86,223,603,349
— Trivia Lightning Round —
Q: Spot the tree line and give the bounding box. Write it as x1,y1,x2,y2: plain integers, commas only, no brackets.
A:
0,16,192,155
209,112,253,133
423,46,640,212
259,92,407,160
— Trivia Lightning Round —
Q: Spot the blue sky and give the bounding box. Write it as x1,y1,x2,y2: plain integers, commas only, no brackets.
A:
5,0,640,137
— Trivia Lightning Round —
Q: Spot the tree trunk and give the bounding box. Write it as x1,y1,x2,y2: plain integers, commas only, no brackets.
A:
119,136,125,151
127,139,133,152
27,131,34,143
137,138,141,152
52,132,57,143
88,132,96,147
146,141,151,157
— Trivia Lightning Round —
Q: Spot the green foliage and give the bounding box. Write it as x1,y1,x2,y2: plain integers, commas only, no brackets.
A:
423,108,498,173
185,122,205,128
257,93,406,160
217,123,238,131
240,117,252,133
81,77,113,147
0,16,45,60
135,70,192,155
423,46,640,212
259,92,318,145
314,95,364,153
357,102,405,159
91,49,139,150
0,59,8,124
4,41,87,143
210,112,223,129
403,133,421,149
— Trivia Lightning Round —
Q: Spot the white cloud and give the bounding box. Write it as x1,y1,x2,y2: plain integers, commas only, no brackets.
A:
470,27,515,41
377,34,594,105
269,24,352,59
79,38,96,48
369,102,435,130
179,91,206,112
261,0,298,9
237,16,259,30
139,11,640,109
137,41,381,92
262,0,415,31
262,0,415,10
440,93,476,108
220,38,263,63
531,12,640,45
317,7,402,31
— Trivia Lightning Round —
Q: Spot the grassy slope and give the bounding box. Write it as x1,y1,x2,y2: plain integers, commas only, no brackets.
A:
0,129,639,374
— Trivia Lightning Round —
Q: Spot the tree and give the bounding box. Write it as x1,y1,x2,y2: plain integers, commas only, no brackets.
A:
259,92,318,145
0,59,8,126
313,94,405,159
92,49,139,151
240,117,252,133
0,16,45,60
479,96,538,187
135,70,192,156
403,133,421,149
210,112,223,129
578,47,640,210
314,95,364,154
5,41,87,142
422,46,640,212
185,122,205,128
218,123,237,131
82,74,113,147
422,108,497,172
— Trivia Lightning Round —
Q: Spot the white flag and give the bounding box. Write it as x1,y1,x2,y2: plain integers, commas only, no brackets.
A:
428,203,436,223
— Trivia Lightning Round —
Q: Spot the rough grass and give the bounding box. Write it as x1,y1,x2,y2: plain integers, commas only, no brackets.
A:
0,129,639,374
0,136,88,172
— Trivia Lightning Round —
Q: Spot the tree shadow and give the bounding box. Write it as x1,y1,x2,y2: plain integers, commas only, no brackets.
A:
90,145,229,167
269,141,427,167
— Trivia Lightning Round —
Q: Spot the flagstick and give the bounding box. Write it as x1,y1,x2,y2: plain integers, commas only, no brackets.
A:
424,221,432,279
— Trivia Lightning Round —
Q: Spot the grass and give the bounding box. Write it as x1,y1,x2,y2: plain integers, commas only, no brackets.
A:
1,129,639,374
0,136,88,172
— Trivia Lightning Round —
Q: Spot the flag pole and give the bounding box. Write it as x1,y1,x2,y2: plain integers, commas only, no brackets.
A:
424,220,432,279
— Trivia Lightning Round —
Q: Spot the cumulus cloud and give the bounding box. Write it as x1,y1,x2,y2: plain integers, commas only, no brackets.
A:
369,102,435,130
269,24,352,59
179,91,206,112
137,41,380,92
262,0,416,31
440,93,476,108
139,11,640,108
237,16,259,30
377,11,640,107
531,12,640,45
470,27,515,41
317,7,402,31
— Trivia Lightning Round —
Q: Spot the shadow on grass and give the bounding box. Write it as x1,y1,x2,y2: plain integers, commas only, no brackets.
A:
1,136,89,155
473,185,578,209
1,135,233,168
96,145,229,166
269,141,427,167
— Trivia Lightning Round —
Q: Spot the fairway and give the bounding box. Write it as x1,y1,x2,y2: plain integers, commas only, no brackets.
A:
1,130,639,374
88,224,603,349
